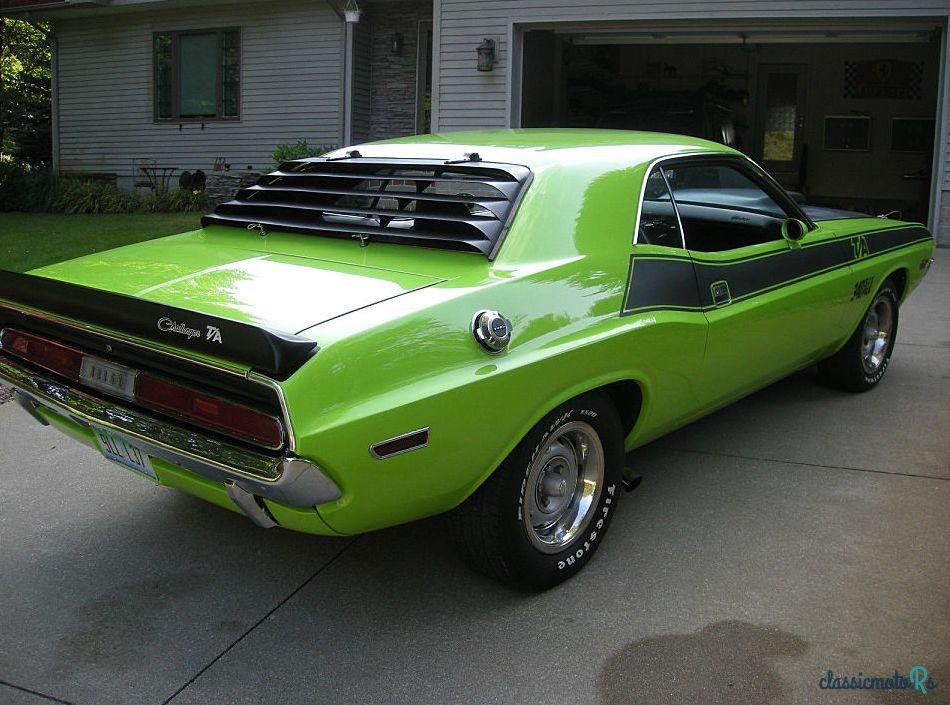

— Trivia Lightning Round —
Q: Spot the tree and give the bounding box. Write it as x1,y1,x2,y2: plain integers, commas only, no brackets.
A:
0,17,51,167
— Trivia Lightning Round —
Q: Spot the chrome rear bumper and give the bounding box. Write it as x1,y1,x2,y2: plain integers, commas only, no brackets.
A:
0,355,341,509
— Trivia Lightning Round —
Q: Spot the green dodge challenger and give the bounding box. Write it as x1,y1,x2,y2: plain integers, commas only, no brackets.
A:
0,130,935,589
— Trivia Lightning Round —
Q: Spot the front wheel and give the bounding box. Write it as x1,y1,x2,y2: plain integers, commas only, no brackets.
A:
451,393,624,591
819,278,900,392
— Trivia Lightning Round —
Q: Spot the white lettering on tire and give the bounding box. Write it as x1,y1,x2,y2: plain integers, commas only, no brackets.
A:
557,482,617,570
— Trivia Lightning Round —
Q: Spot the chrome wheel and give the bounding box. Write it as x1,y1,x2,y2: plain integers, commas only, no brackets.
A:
523,420,604,554
861,295,894,375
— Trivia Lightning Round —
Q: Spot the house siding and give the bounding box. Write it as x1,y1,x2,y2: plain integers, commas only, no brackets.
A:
435,0,950,244
55,0,344,184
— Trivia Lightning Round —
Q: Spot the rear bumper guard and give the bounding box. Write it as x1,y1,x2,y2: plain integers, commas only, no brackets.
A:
0,355,341,510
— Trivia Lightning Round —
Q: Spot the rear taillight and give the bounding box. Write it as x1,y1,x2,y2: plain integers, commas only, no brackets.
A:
134,373,284,448
0,328,83,380
1,328,284,449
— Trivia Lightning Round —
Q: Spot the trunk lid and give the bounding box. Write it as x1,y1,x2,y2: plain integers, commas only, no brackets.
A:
28,240,444,335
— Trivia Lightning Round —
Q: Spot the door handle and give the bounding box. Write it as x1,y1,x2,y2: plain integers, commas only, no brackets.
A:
711,280,732,306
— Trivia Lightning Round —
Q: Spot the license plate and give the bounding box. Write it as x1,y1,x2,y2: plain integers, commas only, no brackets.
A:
80,356,137,400
92,427,157,482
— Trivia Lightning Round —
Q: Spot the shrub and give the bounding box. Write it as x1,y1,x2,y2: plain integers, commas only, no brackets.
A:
140,187,211,214
51,177,140,214
0,165,212,215
272,140,338,166
0,163,57,212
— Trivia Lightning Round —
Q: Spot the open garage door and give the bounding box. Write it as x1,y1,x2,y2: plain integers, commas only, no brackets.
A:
520,20,942,223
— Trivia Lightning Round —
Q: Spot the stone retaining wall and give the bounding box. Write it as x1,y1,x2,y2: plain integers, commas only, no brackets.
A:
205,171,263,204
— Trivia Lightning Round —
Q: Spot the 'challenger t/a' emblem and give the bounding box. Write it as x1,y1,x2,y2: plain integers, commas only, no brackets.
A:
157,318,224,344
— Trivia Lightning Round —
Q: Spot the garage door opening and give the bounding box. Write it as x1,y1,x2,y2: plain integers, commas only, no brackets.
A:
521,25,942,222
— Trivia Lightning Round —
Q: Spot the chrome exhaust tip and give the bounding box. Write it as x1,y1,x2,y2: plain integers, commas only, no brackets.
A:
14,391,49,426
225,481,278,529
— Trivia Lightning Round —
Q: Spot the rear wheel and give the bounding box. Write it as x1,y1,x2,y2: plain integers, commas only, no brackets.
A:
451,393,624,591
819,279,899,392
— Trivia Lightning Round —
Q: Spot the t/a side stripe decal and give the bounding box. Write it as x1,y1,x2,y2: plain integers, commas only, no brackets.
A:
691,238,852,306
860,225,932,256
621,225,932,316
621,256,701,313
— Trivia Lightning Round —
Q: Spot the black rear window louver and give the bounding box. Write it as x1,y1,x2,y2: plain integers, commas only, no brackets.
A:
201,158,532,258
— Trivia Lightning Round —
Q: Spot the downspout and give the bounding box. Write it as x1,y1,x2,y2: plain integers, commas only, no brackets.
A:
324,0,353,147
343,21,354,146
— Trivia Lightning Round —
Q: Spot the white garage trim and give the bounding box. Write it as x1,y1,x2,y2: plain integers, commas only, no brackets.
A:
933,22,950,235
498,16,949,241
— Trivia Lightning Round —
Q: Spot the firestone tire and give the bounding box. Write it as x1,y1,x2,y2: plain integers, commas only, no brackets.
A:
818,279,900,393
451,393,624,591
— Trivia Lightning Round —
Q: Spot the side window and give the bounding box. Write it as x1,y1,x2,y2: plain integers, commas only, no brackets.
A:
663,163,791,252
637,168,683,249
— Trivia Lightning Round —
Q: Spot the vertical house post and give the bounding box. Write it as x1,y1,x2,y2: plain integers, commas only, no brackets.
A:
343,20,354,146
326,0,353,147
430,0,441,133
508,23,522,128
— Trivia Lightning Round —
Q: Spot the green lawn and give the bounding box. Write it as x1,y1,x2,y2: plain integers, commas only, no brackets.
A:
0,212,202,272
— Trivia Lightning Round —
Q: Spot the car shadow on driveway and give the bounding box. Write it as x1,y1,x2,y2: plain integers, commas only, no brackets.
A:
648,349,949,480
599,620,809,705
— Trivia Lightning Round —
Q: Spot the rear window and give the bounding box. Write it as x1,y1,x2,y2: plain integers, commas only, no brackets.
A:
202,159,532,258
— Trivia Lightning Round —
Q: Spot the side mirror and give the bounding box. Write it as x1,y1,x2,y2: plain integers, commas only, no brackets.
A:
781,218,808,245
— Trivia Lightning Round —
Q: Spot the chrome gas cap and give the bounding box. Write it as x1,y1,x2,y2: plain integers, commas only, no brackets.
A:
472,310,512,354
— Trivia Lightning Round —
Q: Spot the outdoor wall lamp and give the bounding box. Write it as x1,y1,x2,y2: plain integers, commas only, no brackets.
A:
476,38,496,72
343,0,361,23
391,32,404,56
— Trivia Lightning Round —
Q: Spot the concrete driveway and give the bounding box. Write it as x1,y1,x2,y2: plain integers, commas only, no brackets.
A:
1,254,947,705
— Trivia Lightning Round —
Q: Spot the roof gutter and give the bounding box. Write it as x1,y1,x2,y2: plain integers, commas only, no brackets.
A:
0,0,112,15
323,0,342,21
0,0,110,14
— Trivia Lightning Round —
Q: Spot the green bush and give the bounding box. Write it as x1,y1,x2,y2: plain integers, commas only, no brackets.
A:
0,165,211,214
272,139,338,166
140,187,211,214
51,178,140,214
0,163,57,212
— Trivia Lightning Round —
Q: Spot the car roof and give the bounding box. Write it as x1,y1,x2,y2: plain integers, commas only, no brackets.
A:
321,129,736,170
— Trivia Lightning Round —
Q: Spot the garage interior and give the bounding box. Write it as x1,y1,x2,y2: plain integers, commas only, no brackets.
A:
520,21,942,223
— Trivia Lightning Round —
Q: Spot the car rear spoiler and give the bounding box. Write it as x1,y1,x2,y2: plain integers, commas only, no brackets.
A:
0,270,318,379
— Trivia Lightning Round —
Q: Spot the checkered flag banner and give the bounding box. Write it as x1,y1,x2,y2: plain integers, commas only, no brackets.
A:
844,60,923,100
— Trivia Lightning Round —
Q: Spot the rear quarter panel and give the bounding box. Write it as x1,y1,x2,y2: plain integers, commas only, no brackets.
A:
280,156,709,535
